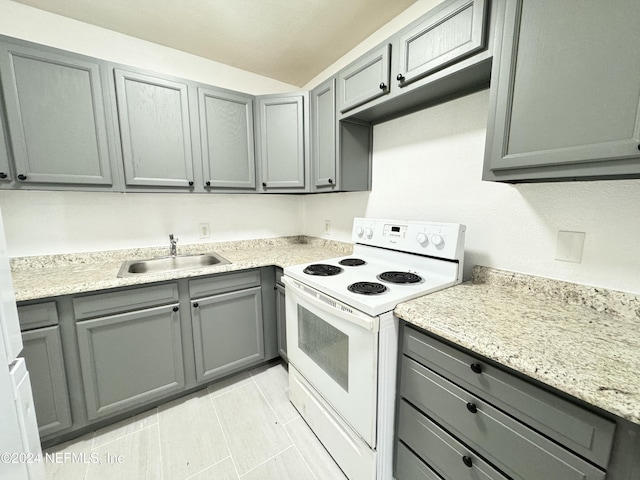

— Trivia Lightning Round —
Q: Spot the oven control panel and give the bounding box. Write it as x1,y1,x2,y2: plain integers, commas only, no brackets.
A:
352,218,465,261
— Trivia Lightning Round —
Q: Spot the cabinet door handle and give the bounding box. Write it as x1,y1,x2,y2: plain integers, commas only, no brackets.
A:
379,82,387,90
205,181,211,187
466,402,478,414
0,172,7,179
188,181,194,186
462,455,473,468
470,363,482,374
172,306,179,312
262,182,267,189
396,73,405,82
328,178,333,184
17,174,27,181
193,302,199,308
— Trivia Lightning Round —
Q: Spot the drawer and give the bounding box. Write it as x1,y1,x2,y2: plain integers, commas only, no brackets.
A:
397,399,508,480
17,301,58,331
400,356,606,480
395,441,443,480
189,269,260,298
73,283,179,320
403,325,615,467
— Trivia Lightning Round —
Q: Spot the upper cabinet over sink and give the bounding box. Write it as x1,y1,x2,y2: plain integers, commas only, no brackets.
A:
113,69,196,189
483,0,640,182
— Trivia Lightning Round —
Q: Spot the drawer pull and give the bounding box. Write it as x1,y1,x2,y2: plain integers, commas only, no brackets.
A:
462,455,473,468
466,402,478,414
470,363,482,374
193,302,199,308
172,306,179,312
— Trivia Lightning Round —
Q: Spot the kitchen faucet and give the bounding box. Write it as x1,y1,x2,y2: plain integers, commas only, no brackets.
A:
169,234,178,257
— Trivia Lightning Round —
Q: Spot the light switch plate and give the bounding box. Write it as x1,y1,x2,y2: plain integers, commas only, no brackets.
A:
555,231,585,263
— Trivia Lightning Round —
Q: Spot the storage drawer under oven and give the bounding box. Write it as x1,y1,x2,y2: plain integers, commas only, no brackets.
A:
400,356,606,480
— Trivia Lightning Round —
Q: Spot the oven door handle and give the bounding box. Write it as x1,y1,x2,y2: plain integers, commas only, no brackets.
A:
283,276,379,332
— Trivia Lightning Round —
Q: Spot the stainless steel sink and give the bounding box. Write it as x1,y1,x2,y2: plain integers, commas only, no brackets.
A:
117,253,230,277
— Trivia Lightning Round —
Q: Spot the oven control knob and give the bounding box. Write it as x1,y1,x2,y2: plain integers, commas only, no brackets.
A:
431,234,444,247
416,233,428,246
356,226,364,237
365,227,374,239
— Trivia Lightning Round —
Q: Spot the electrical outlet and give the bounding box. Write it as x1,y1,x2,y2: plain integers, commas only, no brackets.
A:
199,223,210,239
555,230,585,263
324,220,331,236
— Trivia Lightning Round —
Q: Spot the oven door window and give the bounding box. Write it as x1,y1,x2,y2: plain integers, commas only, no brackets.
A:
297,305,349,391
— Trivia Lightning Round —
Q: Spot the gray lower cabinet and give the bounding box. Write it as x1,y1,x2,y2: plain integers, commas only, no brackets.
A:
114,69,195,188
198,87,256,190
484,0,640,182
21,326,73,438
310,78,337,191
191,286,264,383
0,40,114,187
76,303,185,420
256,93,309,192
395,323,614,480
275,282,287,361
337,44,391,114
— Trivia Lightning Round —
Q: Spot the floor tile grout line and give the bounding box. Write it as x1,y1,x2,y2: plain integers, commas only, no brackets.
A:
90,408,159,451
207,374,257,400
183,454,233,480
88,422,158,452
282,419,320,480
237,444,300,478
155,416,165,480
207,388,242,479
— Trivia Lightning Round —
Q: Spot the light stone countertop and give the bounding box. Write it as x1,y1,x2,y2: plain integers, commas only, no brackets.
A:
394,266,640,426
10,236,352,302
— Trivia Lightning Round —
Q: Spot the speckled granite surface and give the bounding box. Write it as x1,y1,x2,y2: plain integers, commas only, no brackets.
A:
395,266,640,425
10,236,352,302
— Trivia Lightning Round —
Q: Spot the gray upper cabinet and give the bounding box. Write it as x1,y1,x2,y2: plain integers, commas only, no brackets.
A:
0,41,114,186
311,78,337,190
198,87,256,190
114,69,195,188
0,112,10,181
256,93,309,192
484,0,640,182
338,44,391,114
396,0,487,87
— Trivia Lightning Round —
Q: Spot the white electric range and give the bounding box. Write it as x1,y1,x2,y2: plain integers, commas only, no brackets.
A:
283,218,466,480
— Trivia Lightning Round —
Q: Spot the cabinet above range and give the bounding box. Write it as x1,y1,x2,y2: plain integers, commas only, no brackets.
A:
336,0,498,123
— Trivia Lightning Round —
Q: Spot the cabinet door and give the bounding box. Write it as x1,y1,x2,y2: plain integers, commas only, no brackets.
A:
484,0,640,181
114,69,195,187
22,326,72,437
0,113,11,182
191,287,264,384
311,78,337,190
275,283,287,361
338,44,391,113
198,87,256,190
76,304,184,420
396,0,487,87
0,42,113,185
257,95,306,190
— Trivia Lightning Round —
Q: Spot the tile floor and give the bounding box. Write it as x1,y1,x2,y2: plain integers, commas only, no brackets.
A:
43,362,348,480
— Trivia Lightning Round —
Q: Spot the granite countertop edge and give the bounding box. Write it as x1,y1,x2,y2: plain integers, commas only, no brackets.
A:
10,236,353,302
394,265,640,426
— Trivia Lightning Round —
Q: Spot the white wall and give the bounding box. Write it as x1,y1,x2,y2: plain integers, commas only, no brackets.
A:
0,1,303,257
303,90,640,295
0,191,302,256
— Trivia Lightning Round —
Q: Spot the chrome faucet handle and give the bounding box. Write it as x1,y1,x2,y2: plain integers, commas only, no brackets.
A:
169,234,178,256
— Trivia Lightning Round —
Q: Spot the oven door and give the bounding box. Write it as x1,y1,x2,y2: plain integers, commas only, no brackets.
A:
283,276,378,447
